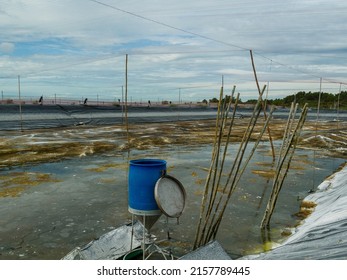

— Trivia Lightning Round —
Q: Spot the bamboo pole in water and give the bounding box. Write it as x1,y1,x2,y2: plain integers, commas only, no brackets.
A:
194,87,275,248
194,90,229,248
204,95,275,243
193,85,226,249
195,91,248,246
250,50,275,162
18,75,23,132
200,90,238,244
337,83,341,130
206,87,236,215
260,103,308,229
125,54,129,147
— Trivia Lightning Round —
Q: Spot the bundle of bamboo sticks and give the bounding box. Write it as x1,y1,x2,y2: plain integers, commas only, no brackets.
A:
193,85,275,249
260,102,309,229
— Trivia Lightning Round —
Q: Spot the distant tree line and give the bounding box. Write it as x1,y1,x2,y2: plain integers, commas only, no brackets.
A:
204,95,239,104
206,91,347,110
268,91,347,109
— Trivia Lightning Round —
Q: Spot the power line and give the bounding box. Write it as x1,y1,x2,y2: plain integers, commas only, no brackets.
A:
88,0,346,86
2,0,346,90
88,0,249,52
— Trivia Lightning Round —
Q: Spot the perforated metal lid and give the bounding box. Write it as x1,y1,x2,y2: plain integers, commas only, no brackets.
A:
154,175,186,218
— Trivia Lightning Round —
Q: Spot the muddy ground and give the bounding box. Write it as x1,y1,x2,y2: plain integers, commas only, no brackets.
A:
1,118,346,171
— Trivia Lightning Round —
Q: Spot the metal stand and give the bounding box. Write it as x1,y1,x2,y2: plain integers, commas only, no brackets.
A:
142,214,146,260
129,213,154,260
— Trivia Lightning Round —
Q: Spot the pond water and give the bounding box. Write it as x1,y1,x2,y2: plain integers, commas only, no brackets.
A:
0,136,344,259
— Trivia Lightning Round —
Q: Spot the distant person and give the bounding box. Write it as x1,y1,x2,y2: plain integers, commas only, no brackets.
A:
39,95,43,105
84,98,88,105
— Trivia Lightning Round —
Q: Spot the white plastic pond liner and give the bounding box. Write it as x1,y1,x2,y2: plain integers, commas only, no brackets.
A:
179,240,231,260
62,221,146,260
243,163,347,260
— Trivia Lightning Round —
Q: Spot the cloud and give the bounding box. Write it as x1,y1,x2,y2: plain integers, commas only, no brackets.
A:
0,42,15,53
1,0,347,101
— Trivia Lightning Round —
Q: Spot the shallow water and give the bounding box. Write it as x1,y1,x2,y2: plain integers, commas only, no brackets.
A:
0,138,344,259
2,104,347,131
1,105,346,259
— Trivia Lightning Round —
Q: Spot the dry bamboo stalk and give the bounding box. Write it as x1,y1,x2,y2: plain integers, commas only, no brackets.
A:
206,88,236,215
250,50,275,161
193,86,225,249
274,103,298,178
195,88,231,248
260,104,308,229
205,103,275,242
222,88,265,191
195,85,279,247
125,54,129,147
278,103,296,160
213,89,238,195
199,92,240,245
195,88,240,248
199,92,265,246
233,106,275,187
272,103,299,193
208,89,229,212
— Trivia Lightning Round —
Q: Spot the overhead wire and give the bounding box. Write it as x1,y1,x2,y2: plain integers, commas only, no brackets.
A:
88,0,249,52
88,0,347,87
2,1,346,94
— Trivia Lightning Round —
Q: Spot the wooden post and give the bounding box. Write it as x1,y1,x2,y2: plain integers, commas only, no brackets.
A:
18,75,23,131
125,54,129,146
260,103,308,229
250,50,275,162
337,83,341,129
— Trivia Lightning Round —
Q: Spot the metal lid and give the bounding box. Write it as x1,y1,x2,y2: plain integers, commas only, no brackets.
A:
154,175,186,218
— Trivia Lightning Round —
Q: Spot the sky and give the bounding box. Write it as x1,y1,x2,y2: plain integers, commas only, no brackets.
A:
1,0,347,103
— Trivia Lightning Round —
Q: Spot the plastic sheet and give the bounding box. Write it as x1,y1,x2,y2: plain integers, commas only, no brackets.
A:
242,164,347,260
62,221,146,260
0,105,218,130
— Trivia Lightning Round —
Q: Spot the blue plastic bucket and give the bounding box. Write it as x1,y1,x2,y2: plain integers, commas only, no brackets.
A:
128,159,167,215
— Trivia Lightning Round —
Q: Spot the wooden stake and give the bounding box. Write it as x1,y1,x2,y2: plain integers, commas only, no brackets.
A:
125,54,129,147
250,50,275,161
260,103,308,229
18,75,23,132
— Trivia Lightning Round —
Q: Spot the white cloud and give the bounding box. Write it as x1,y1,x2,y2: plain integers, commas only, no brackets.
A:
1,0,347,101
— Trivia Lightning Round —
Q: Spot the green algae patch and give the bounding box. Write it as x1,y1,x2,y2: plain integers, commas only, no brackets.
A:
0,172,61,198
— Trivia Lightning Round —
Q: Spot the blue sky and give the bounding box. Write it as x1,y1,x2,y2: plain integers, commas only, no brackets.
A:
1,0,347,103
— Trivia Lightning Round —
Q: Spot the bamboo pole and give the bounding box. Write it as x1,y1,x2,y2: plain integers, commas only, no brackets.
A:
193,86,225,249
260,103,308,229
195,89,272,247
198,91,239,246
125,54,129,147
207,87,228,212
205,100,275,243
222,87,265,193
337,83,341,129
250,50,275,161
277,102,298,166
195,87,238,248
206,87,236,215
18,75,23,132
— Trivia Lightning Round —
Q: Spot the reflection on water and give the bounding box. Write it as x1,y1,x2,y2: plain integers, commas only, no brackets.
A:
0,135,344,259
